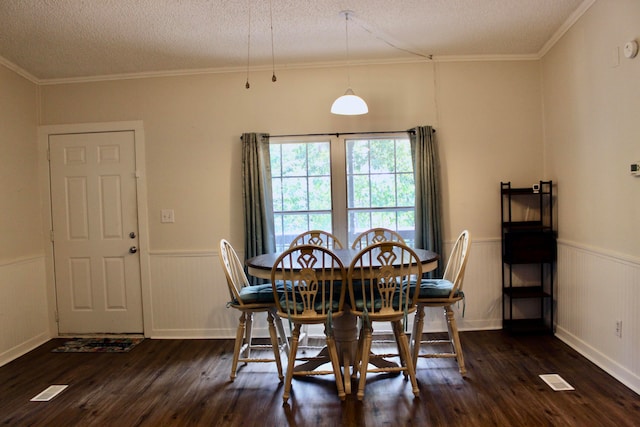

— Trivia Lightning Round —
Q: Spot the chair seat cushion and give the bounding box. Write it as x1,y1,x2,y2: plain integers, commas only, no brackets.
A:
234,283,276,304
409,278,463,299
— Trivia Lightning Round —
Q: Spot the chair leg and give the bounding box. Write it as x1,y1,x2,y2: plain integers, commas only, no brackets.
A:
230,312,247,381
357,325,373,401
395,320,419,397
274,314,290,356
445,306,466,375
325,329,346,401
283,324,301,404
352,320,365,379
244,312,254,359
411,306,425,368
267,312,284,381
391,321,407,378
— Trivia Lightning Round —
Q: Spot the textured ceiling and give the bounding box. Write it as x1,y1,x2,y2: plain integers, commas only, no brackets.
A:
0,0,589,82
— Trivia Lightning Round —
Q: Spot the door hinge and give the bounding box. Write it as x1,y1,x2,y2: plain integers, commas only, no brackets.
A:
47,148,51,161
50,230,54,242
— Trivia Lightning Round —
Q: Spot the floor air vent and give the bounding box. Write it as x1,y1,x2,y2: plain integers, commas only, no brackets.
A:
539,374,574,391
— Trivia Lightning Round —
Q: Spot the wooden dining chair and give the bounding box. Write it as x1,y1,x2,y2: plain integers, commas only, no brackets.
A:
271,244,347,404
219,239,288,381
351,227,405,250
350,227,407,347
410,230,471,375
289,230,344,348
290,230,344,250
347,241,421,400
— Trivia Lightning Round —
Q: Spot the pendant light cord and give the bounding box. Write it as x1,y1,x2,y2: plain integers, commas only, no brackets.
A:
269,0,277,82
245,0,251,89
344,11,351,88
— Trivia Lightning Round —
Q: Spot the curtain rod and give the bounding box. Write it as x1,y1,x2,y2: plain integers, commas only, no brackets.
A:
265,128,435,139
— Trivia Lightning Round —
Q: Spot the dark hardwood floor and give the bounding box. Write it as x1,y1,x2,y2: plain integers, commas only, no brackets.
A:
1,330,638,426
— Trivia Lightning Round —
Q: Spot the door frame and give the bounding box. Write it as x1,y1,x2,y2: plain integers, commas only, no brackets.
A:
38,121,151,337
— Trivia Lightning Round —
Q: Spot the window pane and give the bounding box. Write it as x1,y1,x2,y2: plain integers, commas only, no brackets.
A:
283,214,310,238
281,144,307,177
370,174,396,207
281,177,308,211
371,210,396,228
349,211,372,238
309,176,331,210
369,140,394,173
272,177,283,211
309,213,332,231
270,145,282,177
308,143,330,176
349,175,370,208
346,140,370,174
396,141,413,172
397,173,415,206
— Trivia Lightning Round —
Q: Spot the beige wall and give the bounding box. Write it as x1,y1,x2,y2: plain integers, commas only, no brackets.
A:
40,61,543,252
0,66,40,261
543,0,640,256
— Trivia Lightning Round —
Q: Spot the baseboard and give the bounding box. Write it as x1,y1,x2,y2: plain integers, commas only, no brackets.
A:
0,331,51,368
555,326,639,395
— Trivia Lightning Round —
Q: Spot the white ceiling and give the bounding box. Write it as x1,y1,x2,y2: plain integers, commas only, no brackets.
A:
0,0,591,82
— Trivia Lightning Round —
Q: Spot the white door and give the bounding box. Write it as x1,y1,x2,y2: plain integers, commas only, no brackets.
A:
49,131,143,334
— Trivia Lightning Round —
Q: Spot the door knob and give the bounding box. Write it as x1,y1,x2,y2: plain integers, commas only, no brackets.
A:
129,232,136,238
129,246,138,254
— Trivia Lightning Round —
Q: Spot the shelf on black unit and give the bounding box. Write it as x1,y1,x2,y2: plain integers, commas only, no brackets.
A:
503,319,553,335
503,286,551,299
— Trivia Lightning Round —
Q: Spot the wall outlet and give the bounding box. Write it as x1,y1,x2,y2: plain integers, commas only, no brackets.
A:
615,320,622,338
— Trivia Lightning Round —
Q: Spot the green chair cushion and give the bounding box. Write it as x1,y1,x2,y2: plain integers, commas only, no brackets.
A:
409,279,464,299
234,283,277,304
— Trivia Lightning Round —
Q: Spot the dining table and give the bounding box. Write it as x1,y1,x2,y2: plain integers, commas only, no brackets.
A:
245,246,439,394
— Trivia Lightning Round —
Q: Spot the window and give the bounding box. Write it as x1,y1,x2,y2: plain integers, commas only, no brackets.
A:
270,140,333,251
346,138,415,246
270,134,415,251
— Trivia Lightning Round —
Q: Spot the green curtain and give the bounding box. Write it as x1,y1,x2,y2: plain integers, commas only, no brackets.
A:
410,125,443,278
242,133,275,283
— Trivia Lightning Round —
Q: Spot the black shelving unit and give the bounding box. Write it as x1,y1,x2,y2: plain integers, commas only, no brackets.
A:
501,181,556,334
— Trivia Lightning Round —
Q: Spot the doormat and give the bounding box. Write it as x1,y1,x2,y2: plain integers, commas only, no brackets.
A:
51,337,144,353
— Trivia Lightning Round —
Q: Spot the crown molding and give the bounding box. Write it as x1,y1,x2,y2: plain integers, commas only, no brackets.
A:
538,0,596,58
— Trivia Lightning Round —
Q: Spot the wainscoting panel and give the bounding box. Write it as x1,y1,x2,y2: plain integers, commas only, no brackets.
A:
555,241,640,394
148,252,241,338
0,257,50,367
147,239,504,339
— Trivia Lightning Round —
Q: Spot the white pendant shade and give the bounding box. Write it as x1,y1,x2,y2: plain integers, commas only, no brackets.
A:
331,88,369,115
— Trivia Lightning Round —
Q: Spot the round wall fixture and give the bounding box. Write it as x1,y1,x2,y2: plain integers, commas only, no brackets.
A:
623,40,638,59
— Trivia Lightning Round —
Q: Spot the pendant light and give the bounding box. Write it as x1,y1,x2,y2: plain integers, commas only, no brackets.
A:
331,11,368,115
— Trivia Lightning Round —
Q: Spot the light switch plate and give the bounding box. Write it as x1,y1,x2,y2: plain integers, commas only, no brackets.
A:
161,209,175,223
